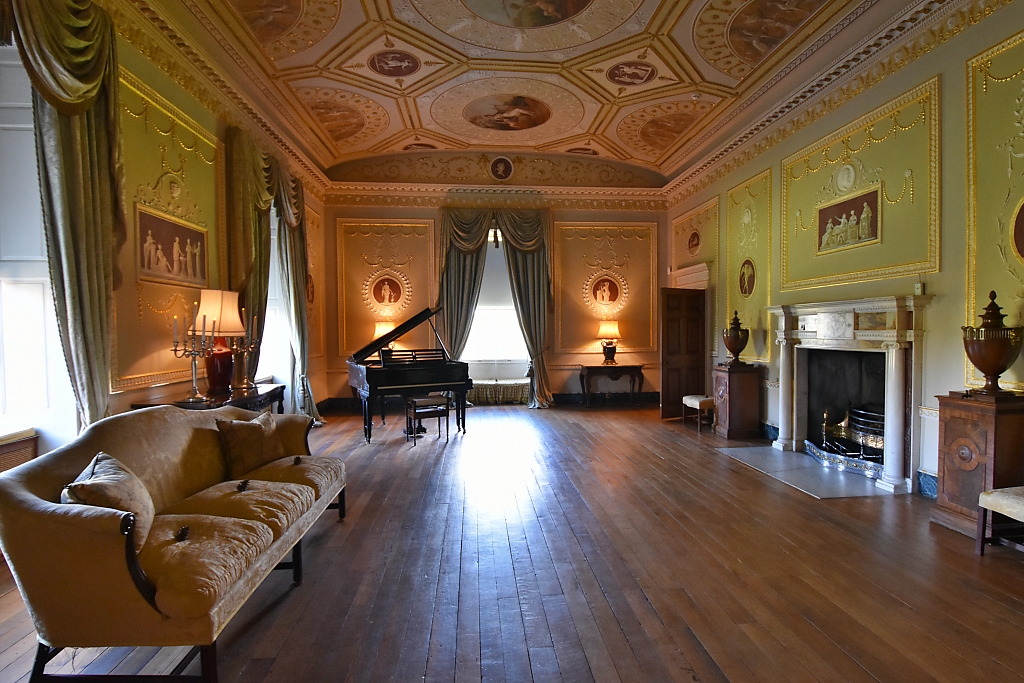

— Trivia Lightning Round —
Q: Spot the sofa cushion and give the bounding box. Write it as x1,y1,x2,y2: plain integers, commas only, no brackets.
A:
139,514,273,620
161,480,315,539
61,452,155,552
216,412,287,480
245,456,346,499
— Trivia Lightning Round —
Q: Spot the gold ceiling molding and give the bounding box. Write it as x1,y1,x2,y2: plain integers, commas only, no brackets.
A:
667,0,1012,206
324,188,667,211
327,152,663,186
105,0,332,193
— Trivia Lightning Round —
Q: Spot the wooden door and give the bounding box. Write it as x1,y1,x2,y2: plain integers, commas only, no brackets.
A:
660,288,706,419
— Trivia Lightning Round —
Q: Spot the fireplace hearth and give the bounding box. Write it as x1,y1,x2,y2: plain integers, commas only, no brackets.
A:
768,295,932,493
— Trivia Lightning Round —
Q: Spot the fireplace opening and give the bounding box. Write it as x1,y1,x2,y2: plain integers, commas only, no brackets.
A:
806,349,886,468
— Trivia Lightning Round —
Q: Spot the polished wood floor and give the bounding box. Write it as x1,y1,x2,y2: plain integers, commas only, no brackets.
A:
3,405,1024,682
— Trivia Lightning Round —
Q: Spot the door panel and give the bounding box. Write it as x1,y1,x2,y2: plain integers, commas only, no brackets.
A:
660,288,706,419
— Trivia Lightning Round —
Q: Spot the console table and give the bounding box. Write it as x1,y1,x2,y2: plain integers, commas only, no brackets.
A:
131,383,286,414
579,365,644,407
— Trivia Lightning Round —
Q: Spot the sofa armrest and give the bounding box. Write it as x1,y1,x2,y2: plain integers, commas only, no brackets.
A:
275,414,314,456
0,481,160,646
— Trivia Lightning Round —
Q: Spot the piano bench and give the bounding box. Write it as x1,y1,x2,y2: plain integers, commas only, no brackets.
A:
405,396,450,445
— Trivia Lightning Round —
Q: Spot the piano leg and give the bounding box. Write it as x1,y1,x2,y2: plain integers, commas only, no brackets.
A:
380,396,387,426
361,397,372,443
455,392,467,433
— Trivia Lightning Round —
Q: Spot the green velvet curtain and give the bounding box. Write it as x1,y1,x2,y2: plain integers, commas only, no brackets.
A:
226,126,273,379
437,209,490,360
3,0,127,426
438,208,553,408
270,161,322,423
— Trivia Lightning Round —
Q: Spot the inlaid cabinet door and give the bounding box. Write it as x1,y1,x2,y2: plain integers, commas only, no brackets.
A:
937,413,989,518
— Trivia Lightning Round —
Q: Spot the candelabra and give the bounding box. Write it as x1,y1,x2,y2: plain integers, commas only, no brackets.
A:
230,312,260,397
172,327,216,405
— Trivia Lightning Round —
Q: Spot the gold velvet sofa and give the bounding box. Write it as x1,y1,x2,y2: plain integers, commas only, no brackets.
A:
0,405,345,683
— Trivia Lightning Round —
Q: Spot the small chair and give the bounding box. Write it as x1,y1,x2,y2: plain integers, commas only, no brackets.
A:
405,395,450,445
977,487,1024,555
682,395,715,433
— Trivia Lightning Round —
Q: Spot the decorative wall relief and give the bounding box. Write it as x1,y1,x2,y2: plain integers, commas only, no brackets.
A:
112,70,223,392
672,196,718,270
781,78,938,291
336,219,434,355
306,208,325,359
553,223,655,354
727,169,771,363
968,34,1024,390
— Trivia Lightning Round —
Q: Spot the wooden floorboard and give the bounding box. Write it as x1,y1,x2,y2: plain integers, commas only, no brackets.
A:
4,405,1024,682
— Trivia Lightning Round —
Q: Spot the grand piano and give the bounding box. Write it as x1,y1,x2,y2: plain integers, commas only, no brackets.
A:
347,306,472,442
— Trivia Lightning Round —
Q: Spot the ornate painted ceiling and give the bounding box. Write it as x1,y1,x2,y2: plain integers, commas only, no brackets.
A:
141,0,937,187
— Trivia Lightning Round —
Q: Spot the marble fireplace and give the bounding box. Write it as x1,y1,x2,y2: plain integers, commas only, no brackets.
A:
767,296,932,493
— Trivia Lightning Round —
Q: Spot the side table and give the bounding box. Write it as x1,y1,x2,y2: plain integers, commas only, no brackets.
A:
579,365,644,407
132,383,286,414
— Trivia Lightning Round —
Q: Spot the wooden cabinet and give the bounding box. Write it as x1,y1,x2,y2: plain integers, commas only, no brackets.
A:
713,363,763,439
932,392,1024,536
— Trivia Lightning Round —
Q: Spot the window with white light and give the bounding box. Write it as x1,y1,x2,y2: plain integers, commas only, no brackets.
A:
459,230,529,363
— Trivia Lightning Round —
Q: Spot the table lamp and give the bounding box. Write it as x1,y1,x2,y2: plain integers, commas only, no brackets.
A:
598,320,620,365
195,289,246,395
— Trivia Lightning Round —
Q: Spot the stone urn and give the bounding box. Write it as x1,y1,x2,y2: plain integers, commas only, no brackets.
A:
722,311,750,365
963,291,1023,394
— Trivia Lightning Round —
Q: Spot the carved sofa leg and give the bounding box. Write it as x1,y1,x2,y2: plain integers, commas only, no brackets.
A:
30,639,215,682
327,488,345,521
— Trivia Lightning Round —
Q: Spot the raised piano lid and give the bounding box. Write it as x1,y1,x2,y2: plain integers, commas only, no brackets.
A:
348,305,449,363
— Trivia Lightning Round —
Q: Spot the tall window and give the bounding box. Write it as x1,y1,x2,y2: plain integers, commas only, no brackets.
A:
255,211,294,410
460,230,529,377
0,48,77,450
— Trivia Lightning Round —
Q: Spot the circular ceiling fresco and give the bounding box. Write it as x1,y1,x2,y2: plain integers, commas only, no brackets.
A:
464,95,551,131
616,99,714,158
461,0,594,27
411,0,639,52
429,77,584,142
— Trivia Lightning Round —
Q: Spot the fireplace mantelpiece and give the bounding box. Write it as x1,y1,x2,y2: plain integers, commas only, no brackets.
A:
767,296,933,493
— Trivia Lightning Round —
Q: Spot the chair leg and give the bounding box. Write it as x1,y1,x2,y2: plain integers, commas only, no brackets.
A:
339,488,346,520
977,507,988,556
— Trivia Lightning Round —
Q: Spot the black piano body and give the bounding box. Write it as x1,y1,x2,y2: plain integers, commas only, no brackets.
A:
347,306,472,442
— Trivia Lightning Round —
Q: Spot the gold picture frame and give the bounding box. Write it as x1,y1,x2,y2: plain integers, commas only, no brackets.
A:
136,204,209,288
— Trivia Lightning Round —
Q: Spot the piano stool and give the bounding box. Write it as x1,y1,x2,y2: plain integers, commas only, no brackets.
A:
682,395,715,433
405,396,450,445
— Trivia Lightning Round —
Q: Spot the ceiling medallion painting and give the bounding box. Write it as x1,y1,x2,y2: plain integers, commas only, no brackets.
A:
228,0,341,61
581,47,685,98
337,35,449,91
429,78,584,142
464,95,551,131
607,61,658,86
693,0,830,79
410,0,639,52
293,87,390,145
617,98,716,158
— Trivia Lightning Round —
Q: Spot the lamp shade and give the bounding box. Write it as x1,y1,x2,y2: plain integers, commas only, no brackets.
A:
374,320,397,338
597,320,620,339
190,289,246,337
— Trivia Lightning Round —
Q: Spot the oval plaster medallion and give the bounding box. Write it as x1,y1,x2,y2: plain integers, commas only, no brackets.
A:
738,258,756,298
363,268,413,317
583,270,628,317
368,51,421,77
607,61,658,86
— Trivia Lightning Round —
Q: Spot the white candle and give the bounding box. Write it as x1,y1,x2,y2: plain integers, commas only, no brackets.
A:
201,314,206,346
241,307,247,344
192,302,198,340
173,315,178,344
